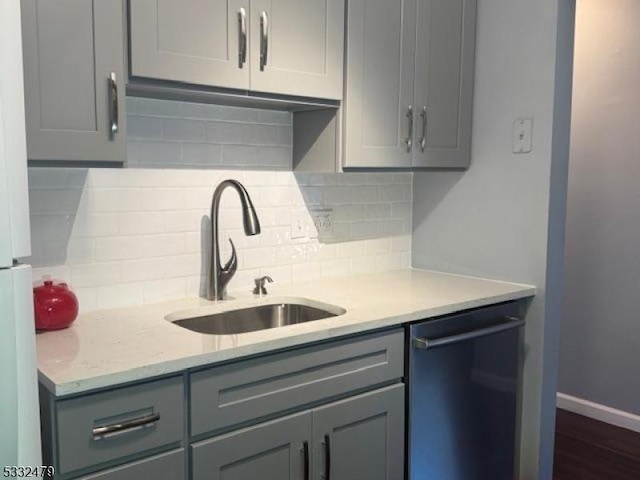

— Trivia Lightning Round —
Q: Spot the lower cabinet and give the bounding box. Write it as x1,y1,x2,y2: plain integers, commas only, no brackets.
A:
313,385,405,480
192,411,311,480
191,384,405,480
78,450,185,480
40,329,405,480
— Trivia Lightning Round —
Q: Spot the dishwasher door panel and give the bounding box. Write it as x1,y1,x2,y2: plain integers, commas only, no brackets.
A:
408,302,524,480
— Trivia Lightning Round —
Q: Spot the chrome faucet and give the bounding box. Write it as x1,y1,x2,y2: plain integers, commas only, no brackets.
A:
208,180,261,301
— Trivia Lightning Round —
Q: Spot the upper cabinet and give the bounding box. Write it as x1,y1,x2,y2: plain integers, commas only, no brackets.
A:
341,0,477,169
412,0,477,168
129,0,251,91
129,0,345,101
342,0,417,168
21,0,126,163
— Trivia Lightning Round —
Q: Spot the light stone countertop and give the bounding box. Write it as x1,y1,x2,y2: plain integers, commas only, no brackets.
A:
37,269,535,397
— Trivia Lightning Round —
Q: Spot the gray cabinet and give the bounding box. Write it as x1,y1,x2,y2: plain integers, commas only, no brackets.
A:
129,0,250,91
313,385,405,480
79,450,185,480
39,377,185,479
342,0,417,168
40,329,404,480
248,0,344,99
20,0,126,163
192,412,312,480
341,0,477,169
192,385,404,480
412,0,477,168
129,0,344,100
190,329,403,437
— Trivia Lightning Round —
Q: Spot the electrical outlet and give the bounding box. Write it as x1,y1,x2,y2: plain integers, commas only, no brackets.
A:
310,208,333,239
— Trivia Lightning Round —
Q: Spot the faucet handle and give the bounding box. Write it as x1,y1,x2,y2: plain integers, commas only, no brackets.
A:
222,238,237,273
253,275,274,295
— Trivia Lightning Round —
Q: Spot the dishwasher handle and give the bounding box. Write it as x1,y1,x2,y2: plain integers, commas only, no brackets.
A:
413,316,525,350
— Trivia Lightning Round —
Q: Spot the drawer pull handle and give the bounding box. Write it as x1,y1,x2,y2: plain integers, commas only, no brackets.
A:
92,412,160,439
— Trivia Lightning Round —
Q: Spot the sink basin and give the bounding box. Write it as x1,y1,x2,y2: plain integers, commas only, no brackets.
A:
167,299,346,335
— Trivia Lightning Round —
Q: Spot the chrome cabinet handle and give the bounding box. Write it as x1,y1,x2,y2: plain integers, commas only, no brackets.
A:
92,412,160,439
260,11,269,71
405,106,413,153
108,72,118,139
413,316,525,350
238,8,247,68
302,441,310,480
323,434,331,480
419,106,427,151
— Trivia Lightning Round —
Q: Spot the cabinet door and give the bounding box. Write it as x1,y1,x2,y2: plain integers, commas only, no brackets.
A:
312,384,405,480
79,449,185,480
20,0,126,162
343,0,417,168
129,0,250,90
192,411,311,480
412,0,477,168
248,0,345,100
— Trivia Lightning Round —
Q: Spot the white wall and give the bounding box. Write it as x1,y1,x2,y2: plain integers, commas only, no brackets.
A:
559,0,640,417
27,100,412,313
411,1,574,478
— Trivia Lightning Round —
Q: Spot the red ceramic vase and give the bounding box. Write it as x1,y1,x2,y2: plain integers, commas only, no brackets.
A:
33,280,79,331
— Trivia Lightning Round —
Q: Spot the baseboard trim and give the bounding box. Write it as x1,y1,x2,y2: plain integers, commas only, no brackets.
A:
557,393,640,433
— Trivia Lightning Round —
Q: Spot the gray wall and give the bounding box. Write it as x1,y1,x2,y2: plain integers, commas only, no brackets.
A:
412,1,574,478
559,0,640,415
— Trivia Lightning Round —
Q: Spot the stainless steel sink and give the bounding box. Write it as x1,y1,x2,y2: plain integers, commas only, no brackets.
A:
168,301,346,335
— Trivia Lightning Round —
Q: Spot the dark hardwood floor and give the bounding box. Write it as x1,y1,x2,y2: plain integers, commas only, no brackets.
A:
554,409,640,479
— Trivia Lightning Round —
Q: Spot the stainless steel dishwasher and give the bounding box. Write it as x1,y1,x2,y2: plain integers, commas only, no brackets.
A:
408,302,525,480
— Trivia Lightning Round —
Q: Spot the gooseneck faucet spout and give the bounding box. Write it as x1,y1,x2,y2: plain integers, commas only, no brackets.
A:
208,180,261,301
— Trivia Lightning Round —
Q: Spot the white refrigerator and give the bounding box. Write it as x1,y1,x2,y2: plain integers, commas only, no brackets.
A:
0,0,42,469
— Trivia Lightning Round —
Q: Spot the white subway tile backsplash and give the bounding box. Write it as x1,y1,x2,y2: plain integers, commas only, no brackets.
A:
391,235,412,253
162,118,206,142
65,238,95,265
364,238,391,256
127,141,182,168
137,98,182,117
94,237,144,262
28,98,412,312
244,247,277,269
127,115,164,140
70,263,121,288
32,266,71,284
72,213,120,238
118,212,165,236
142,234,186,258
142,278,187,304
97,283,144,310
181,143,223,167
120,258,167,283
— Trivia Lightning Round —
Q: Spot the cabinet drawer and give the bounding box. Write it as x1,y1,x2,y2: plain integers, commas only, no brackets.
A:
55,376,184,475
190,329,403,437
79,449,185,480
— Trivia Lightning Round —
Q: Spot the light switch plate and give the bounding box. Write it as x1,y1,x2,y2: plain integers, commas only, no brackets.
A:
513,118,533,154
290,210,307,240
